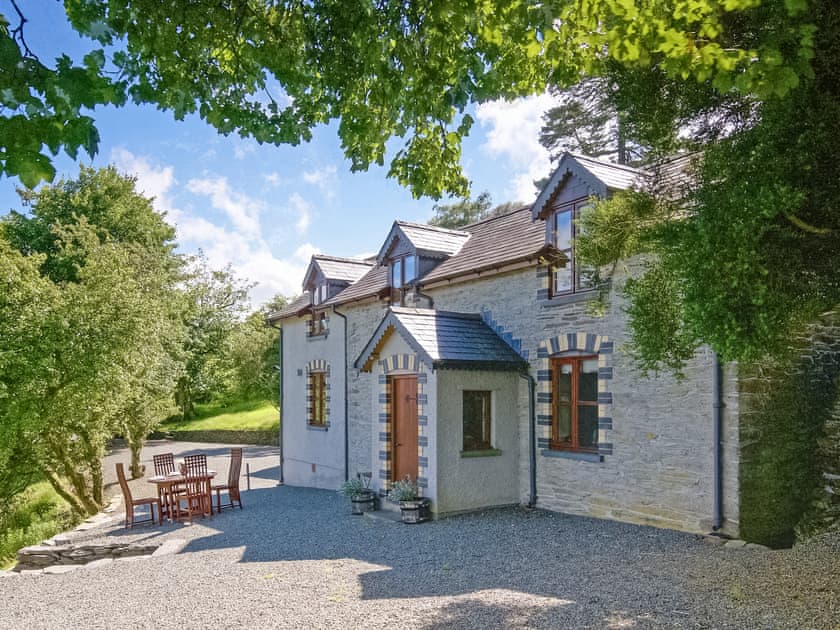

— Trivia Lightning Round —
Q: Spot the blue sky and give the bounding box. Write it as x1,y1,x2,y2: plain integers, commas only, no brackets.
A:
1,3,557,307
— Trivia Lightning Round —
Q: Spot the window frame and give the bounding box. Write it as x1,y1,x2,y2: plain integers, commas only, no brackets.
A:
390,254,417,305
308,310,328,337
550,197,594,297
550,354,599,453
462,390,493,452
308,371,327,426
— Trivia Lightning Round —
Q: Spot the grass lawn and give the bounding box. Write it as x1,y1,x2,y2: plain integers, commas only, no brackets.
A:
0,481,77,568
162,399,278,432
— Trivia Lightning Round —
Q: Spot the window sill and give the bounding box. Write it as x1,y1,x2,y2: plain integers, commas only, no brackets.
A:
540,289,599,308
307,424,329,432
307,331,329,340
540,449,603,463
460,448,502,458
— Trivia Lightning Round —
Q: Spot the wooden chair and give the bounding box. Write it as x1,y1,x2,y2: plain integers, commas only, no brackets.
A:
116,463,160,528
213,448,243,513
152,452,185,520
153,453,176,476
178,454,212,521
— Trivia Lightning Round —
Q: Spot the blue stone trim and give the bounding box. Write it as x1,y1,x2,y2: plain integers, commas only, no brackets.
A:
566,333,578,351
549,337,560,355
537,392,552,403
417,372,428,384
378,393,390,404
537,370,552,382
584,335,596,353
597,392,613,404
417,415,428,426
536,267,550,278
537,289,550,300
378,413,389,422
479,309,527,359
598,418,613,430
417,456,429,467
537,437,551,449
417,477,429,489
600,341,614,354
537,347,549,359
378,450,391,461
598,366,613,379
378,374,387,384
379,470,389,480
537,417,552,427
417,393,428,405
598,443,614,455
378,432,391,441
417,436,429,447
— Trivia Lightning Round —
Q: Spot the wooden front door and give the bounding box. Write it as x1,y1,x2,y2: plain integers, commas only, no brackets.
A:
391,376,419,483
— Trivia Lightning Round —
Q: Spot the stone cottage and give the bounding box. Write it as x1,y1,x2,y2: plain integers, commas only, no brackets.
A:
268,153,740,537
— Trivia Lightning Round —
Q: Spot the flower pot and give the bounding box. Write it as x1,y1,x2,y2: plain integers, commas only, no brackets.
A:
399,498,431,523
350,490,377,515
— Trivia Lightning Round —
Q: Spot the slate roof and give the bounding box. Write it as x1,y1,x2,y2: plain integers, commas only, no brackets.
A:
355,307,528,372
376,221,470,263
265,293,311,323
532,153,645,219
313,256,373,282
322,264,389,307
419,206,552,285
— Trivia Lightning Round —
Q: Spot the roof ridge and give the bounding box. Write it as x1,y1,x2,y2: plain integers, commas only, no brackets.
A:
313,254,374,265
395,220,471,237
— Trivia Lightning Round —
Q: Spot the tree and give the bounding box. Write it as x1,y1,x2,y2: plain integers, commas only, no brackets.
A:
176,255,252,419
1,1,818,198
429,191,522,229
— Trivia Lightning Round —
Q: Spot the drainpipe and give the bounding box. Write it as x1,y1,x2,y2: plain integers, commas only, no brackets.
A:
519,371,537,508
413,286,435,309
269,321,284,485
332,305,350,481
712,353,724,531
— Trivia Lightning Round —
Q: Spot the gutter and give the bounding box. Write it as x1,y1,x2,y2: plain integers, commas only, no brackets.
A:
712,353,724,531
268,320,284,485
332,305,350,481
519,371,537,508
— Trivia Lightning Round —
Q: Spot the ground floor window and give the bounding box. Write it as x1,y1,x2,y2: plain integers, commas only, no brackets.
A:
308,371,327,426
463,390,492,451
551,355,598,451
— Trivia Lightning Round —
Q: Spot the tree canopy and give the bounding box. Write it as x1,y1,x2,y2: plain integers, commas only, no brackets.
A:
1,0,818,198
428,191,522,229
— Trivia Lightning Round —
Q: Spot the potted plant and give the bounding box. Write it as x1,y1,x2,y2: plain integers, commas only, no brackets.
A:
339,472,377,515
388,476,431,524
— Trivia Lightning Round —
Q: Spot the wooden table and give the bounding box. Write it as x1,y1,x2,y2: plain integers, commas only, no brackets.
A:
147,471,216,521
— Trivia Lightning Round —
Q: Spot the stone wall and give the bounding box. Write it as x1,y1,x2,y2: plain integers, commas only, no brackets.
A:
429,263,740,535
15,542,159,572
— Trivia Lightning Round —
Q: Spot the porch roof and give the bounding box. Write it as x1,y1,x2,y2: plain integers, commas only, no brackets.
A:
355,307,528,372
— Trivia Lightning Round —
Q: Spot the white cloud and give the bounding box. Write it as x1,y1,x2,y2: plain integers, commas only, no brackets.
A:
186,176,262,237
288,192,311,234
110,148,180,222
302,164,338,198
264,172,282,186
476,93,558,202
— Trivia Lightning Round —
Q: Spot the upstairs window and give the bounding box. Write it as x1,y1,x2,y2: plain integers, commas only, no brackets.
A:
551,198,594,295
551,355,599,452
312,283,329,306
391,255,416,289
308,311,328,337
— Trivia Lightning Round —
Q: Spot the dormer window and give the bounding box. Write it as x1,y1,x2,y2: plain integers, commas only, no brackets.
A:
312,283,329,306
551,198,594,295
391,255,416,289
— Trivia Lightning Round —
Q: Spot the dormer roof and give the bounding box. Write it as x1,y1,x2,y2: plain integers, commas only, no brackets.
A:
375,220,470,264
532,153,644,220
302,255,373,290
265,292,312,323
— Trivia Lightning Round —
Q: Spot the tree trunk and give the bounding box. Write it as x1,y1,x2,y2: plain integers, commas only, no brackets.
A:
43,470,87,517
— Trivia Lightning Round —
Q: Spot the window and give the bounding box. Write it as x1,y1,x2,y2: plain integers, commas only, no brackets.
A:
308,371,327,426
551,355,598,452
462,390,492,451
308,311,328,337
551,198,594,295
391,255,416,288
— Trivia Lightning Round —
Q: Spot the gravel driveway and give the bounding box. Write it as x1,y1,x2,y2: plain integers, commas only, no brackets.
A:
1,441,837,629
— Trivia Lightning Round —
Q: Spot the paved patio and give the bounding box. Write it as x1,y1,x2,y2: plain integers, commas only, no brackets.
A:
1,441,837,629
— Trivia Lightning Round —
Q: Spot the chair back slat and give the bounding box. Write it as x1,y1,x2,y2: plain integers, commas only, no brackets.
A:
228,448,243,487
153,453,176,476
116,463,133,502
184,453,208,476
